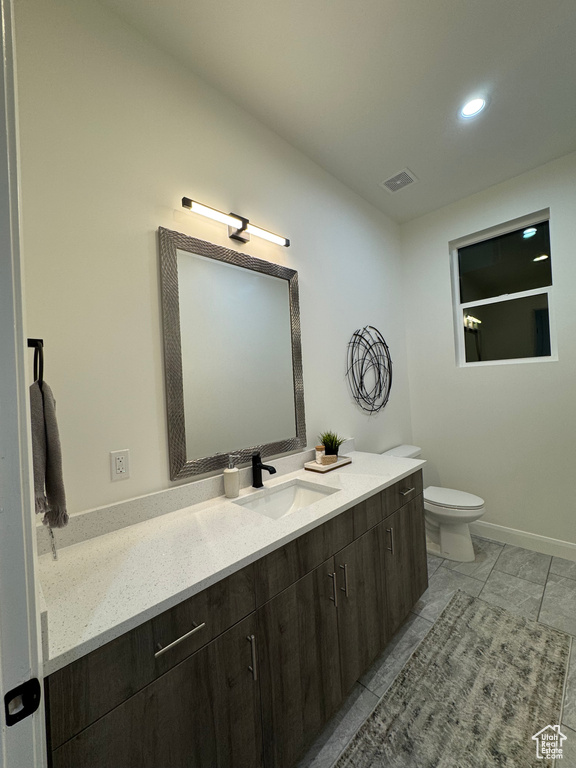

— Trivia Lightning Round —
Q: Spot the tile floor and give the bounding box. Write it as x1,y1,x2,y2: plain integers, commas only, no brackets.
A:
297,535,576,768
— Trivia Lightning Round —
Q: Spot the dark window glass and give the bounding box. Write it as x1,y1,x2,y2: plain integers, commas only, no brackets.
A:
459,221,551,303
463,294,550,363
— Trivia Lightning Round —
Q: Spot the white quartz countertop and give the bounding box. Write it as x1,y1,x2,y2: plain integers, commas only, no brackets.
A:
38,452,424,675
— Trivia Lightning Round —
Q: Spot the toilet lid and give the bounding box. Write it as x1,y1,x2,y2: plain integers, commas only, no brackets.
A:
424,486,484,510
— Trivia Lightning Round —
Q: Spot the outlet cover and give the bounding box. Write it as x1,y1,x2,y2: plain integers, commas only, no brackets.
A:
110,449,130,481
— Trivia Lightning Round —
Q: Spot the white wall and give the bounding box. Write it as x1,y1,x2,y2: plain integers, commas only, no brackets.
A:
402,151,576,545
15,0,412,514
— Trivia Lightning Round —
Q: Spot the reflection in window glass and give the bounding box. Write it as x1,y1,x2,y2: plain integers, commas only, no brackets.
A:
463,294,550,363
459,221,551,303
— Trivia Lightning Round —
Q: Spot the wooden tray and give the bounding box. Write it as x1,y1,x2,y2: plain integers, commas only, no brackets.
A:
304,456,352,473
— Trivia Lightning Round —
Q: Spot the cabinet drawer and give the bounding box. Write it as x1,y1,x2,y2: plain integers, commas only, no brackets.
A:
152,563,255,673
382,470,423,519
254,507,355,606
47,563,255,749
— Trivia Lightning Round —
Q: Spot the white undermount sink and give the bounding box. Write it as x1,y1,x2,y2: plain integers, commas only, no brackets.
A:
234,478,340,520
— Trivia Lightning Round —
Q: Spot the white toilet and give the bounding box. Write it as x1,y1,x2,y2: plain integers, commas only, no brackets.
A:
383,445,485,563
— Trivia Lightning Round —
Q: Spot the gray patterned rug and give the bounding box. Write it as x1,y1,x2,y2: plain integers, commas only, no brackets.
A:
335,591,570,767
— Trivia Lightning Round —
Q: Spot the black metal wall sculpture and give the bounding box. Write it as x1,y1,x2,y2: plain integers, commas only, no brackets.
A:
346,326,392,413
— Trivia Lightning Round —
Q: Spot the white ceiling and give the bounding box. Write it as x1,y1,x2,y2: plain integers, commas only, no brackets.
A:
99,0,576,222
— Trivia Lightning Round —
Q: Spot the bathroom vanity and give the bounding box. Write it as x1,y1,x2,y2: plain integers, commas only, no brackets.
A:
40,456,427,768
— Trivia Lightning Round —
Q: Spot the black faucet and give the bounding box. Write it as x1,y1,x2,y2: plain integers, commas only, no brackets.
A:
252,452,277,488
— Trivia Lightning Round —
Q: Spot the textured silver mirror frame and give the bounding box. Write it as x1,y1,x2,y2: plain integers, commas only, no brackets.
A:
158,227,307,480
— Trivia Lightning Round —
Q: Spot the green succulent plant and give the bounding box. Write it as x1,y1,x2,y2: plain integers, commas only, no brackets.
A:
318,430,345,454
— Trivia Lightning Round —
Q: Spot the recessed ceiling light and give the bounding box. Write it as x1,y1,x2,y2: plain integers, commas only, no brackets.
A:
460,98,486,119
533,254,549,262
523,227,537,238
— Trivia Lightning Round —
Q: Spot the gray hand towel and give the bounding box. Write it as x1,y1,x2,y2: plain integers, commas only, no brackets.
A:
29,381,68,528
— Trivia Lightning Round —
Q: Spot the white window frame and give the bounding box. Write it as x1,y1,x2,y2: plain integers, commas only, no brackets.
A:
450,208,557,367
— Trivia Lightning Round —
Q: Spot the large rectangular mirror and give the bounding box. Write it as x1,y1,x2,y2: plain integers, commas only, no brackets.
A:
159,227,306,479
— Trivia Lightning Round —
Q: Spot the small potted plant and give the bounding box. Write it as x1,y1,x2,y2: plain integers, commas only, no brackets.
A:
318,430,345,457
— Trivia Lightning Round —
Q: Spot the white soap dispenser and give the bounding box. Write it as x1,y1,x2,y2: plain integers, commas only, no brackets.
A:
223,454,240,499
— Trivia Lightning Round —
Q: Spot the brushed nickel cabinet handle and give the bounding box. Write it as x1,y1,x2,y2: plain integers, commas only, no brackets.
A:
339,563,349,597
386,527,395,554
247,634,258,681
328,572,338,608
400,487,415,497
154,622,206,658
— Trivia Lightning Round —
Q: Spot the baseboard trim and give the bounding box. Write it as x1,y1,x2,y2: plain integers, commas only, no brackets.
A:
470,521,576,562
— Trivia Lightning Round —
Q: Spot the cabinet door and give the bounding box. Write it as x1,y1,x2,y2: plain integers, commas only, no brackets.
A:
334,526,388,694
383,505,414,635
257,558,342,768
407,494,428,606
51,615,262,768
384,496,428,635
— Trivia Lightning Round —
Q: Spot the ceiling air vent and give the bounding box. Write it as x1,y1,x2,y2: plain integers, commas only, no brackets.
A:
380,168,418,193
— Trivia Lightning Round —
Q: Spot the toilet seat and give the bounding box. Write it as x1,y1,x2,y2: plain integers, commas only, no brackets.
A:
424,486,484,510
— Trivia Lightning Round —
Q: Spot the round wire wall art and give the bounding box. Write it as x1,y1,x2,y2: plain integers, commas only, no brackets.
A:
346,326,393,413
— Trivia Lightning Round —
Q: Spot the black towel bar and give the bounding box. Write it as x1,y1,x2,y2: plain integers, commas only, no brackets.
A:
27,338,44,388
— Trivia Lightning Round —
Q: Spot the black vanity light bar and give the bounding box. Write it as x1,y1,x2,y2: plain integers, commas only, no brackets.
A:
182,197,290,247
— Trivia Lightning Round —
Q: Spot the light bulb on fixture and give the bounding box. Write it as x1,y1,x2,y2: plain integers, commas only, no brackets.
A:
523,227,537,239
464,314,482,330
460,98,486,119
182,197,290,247
533,254,549,262
245,223,288,247
182,199,243,229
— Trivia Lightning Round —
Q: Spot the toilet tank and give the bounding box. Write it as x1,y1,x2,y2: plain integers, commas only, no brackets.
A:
382,444,422,459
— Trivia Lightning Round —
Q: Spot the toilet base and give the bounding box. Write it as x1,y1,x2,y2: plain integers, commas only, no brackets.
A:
425,538,443,558
425,518,475,562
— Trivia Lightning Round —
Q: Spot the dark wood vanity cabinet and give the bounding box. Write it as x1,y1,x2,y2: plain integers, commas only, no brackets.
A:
254,473,427,768
335,524,389,694
256,536,389,768
257,559,342,768
334,492,427,697
45,471,427,768
384,496,428,636
46,564,256,751
257,526,391,768
51,615,262,768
